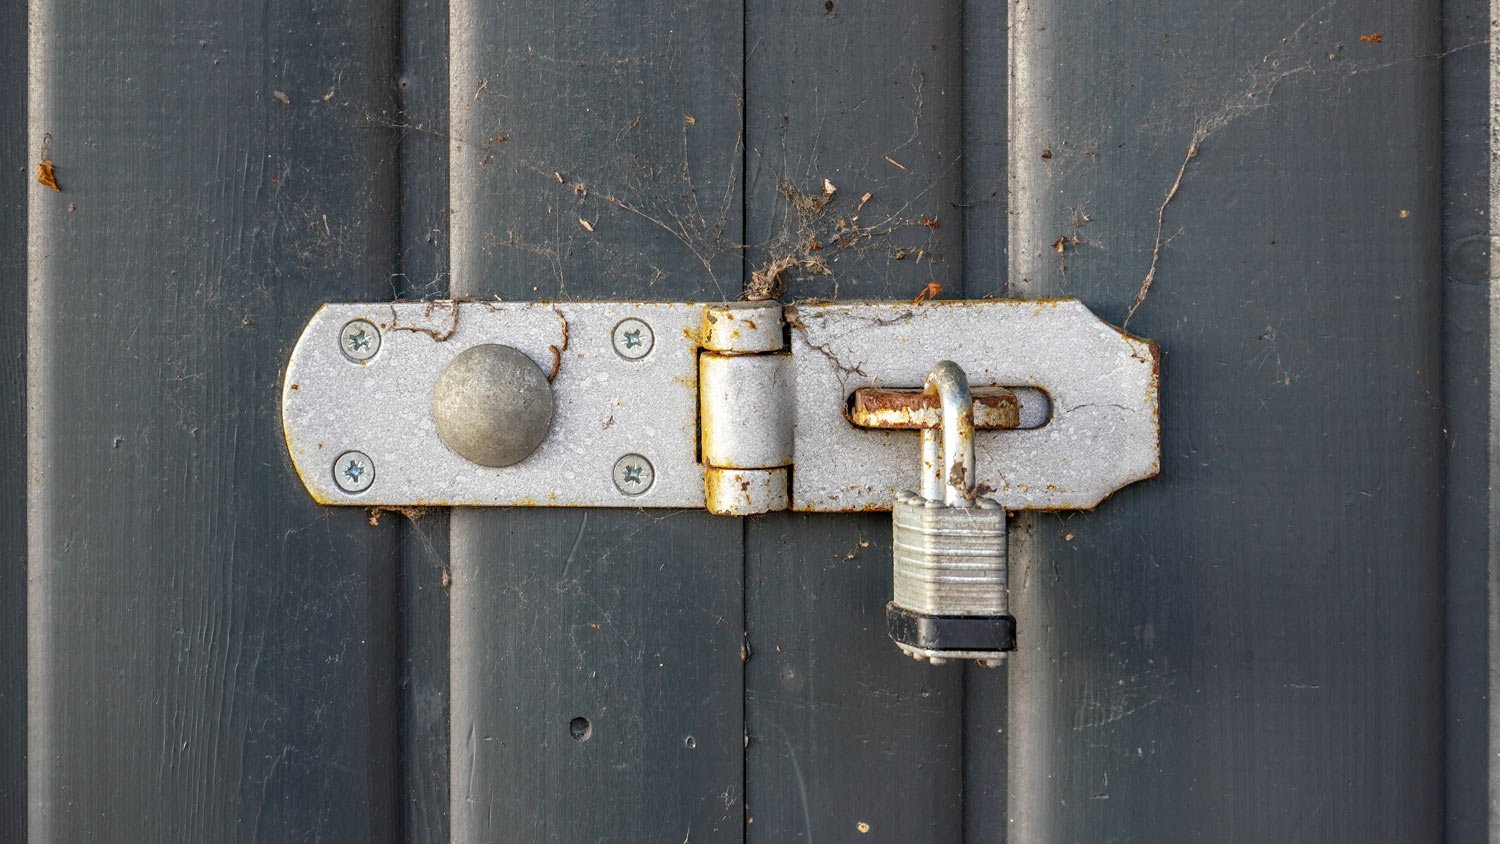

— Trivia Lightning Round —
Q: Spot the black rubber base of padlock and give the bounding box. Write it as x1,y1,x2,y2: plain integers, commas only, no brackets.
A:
886,602,1017,653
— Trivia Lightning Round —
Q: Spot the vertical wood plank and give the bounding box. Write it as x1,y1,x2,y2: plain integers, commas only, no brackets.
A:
446,2,746,840
0,0,27,838
26,2,402,840
958,1,1010,838
1005,0,1445,839
396,0,453,840
1440,0,1493,838
740,2,968,840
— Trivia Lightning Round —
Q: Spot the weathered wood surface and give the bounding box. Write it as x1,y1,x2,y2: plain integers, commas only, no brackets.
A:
27,3,403,839
1002,0,1448,840
446,2,747,841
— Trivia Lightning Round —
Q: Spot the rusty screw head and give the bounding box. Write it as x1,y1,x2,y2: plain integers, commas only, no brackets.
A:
333,450,375,494
611,318,654,360
339,319,381,362
612,453,654,495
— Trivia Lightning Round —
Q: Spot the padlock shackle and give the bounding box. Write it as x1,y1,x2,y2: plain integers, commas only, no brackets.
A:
919,360,976,507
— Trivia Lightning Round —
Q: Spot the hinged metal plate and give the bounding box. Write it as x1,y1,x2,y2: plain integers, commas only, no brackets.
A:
284,302,709,507
282,299,1159,511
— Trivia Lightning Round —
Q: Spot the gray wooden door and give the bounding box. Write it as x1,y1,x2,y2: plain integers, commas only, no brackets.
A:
4,0,1490,841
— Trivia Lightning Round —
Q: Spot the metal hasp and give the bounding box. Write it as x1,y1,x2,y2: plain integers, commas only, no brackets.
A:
281,298,1159,512
887,361,1014,666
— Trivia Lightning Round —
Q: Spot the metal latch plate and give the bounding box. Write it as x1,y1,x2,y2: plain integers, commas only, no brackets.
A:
787,301,1159,510
282,299,1159,511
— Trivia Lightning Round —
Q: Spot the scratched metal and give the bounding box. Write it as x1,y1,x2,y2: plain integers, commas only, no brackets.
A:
788,299,1160,511
283,302,705,507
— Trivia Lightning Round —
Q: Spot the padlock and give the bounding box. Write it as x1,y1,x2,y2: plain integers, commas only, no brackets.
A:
887,360,1016,667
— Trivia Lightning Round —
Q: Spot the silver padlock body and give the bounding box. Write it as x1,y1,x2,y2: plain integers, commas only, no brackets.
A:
892,491,1008,617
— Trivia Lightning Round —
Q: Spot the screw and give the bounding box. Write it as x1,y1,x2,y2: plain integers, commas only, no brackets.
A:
611,317,654,360
333,450,375,493
339,319,381,362
612,453,654,495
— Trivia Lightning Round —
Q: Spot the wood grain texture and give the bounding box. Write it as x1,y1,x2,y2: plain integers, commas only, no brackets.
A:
1,0,27,839
1440,0,1493,838
446,2,746,840
1004,0,1446,840
26,2,403,840
958,1,1010,838
395,0,453,840
740,2,968,840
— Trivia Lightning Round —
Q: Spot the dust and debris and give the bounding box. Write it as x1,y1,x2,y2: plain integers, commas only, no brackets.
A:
912,281,942,303
367,506,428,526
857,191,872,210
1122,4,1454,326
546,305,569,382
440,566,452,589
1041,148,1053,159
36,133,59,192
684,113,697,126
272,90,291,106
579,217,595,233
883,154,907,170
37,160,59,192
746,254,830,301
389,299,461,342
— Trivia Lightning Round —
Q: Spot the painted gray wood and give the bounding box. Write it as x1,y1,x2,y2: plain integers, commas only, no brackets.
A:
958,2,1011,838
445,2,746,840
1004,1,1446,840
739,2,970,839
395,0,453,840
1440,0,1493,838
1,0,27,838
25,3,404,840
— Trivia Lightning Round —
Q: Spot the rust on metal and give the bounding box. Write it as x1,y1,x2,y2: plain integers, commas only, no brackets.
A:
848,386,1021,430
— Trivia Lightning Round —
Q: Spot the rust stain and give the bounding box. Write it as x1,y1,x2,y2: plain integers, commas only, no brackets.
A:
849,386,1020,430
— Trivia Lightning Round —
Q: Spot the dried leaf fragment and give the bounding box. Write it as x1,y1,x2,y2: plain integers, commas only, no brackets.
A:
912,281,942,303
920,215,941,228
37,159,60,192
684,113,697,126
272,90,291,106
822,178,837,199
883,155,907,170
857,191,872,210
1359,32,1383,42
579,217,595,232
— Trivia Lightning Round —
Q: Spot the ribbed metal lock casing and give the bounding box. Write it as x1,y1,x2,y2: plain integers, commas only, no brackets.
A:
891,491,1008,617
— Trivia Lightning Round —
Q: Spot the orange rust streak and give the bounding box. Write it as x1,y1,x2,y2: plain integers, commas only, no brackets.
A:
848,387,1020,430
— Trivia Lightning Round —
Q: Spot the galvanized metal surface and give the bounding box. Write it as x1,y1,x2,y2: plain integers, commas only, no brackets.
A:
283,302,705,507
789,300,1160,511
699,352,794,469
430,343,555,467
285,298,1158,512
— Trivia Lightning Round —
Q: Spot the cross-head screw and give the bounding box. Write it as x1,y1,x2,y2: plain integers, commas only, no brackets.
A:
333,450,375,494
611,317,654,360
612,453,654,495
339,319,381,362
